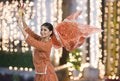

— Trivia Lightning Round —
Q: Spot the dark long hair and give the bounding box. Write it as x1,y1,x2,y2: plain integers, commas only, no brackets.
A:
41,22,53,36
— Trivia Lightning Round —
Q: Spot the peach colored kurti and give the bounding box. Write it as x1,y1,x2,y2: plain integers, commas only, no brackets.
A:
25,28,58,81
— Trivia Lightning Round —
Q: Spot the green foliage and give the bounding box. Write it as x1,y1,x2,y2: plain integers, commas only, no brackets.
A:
0,51,34,68
67,49,81,70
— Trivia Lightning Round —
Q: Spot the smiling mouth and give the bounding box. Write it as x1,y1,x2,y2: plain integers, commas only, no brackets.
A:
41,34,46,36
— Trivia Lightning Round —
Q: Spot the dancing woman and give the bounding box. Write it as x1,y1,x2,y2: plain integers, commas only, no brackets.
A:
18,6,58,81
18,3,101,81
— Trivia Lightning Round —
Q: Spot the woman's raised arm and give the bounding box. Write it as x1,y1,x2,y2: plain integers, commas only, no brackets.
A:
18,4,40,40
18,17,28,39
22,20,40,40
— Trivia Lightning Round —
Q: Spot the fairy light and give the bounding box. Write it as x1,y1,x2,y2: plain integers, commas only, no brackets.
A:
36,0,41,29
89,0,102,68
35,0,63,34
0,0,35,52
79,73,82,78
50,2,54,24
20,67,24,71
29,68,33,72
76,1,88,77
9,66,13,70
57,0,63,23
69,72,72,75
9,66,33,72
74,0,104,79
35,0,63,28
68,66,74,80
70,76,74,80
108,76,112,79
41,0,46,23
104,0,120,78
24,67,29,71
76,0,88,24
51,0,57,25
99,61,105,78
14,67,18,71
116,76,119,79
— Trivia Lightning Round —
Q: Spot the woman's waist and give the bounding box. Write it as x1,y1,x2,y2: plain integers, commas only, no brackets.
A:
33,53,50,60
33,58,51,67
34,61,51,74
33,56,51,63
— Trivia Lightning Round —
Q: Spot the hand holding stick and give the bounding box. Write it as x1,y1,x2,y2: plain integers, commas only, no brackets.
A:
18,3,28,30
18,3,25,20
18,3,28,38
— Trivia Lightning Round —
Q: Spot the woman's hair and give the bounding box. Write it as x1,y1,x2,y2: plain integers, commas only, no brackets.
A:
41,22,53,36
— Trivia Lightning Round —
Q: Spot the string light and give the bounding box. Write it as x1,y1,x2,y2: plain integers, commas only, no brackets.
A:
14,67,18,71
24,67,29,71
57,0,63,23
0,0,63,65
0,0,35,52
9,66,13,70
104,0,120,78
20,67,24,71
89,0,102,68
72,0,89,79
29,68,33,72
9,66,33,72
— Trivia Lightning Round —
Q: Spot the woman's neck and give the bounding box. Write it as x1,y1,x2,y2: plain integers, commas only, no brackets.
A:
41,37,50,42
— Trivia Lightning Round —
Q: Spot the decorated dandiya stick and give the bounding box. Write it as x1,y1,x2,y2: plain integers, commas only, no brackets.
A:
19,3,24,17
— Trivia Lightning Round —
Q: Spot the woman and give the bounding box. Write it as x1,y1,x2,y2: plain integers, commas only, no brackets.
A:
18,7,58,81
18,3,101,81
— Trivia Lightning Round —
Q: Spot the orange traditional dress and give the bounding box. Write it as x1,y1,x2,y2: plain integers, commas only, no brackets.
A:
25,28,58,81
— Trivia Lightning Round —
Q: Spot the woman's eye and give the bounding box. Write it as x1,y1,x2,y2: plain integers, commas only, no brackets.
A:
41,29,45,31
44,29,47,31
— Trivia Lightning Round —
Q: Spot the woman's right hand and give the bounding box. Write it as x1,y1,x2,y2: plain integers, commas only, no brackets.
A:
18,3,25,20
18,3,28,30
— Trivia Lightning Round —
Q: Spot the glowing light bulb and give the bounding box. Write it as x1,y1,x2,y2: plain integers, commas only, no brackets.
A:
9,66,13,70
14,67,18,70
29,68,33,72
24,67,28,71
20,67,24,71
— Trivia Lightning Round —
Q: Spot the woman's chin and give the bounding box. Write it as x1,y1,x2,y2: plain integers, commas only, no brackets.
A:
41,36,46,38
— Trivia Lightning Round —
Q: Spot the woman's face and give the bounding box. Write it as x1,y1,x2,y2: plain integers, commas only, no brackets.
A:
40,26,52,38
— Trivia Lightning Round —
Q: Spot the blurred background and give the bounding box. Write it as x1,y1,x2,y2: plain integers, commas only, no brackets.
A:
0,0,120,81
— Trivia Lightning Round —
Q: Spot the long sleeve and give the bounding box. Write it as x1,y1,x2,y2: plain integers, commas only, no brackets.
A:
25,27,41,40
26,35,52,52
